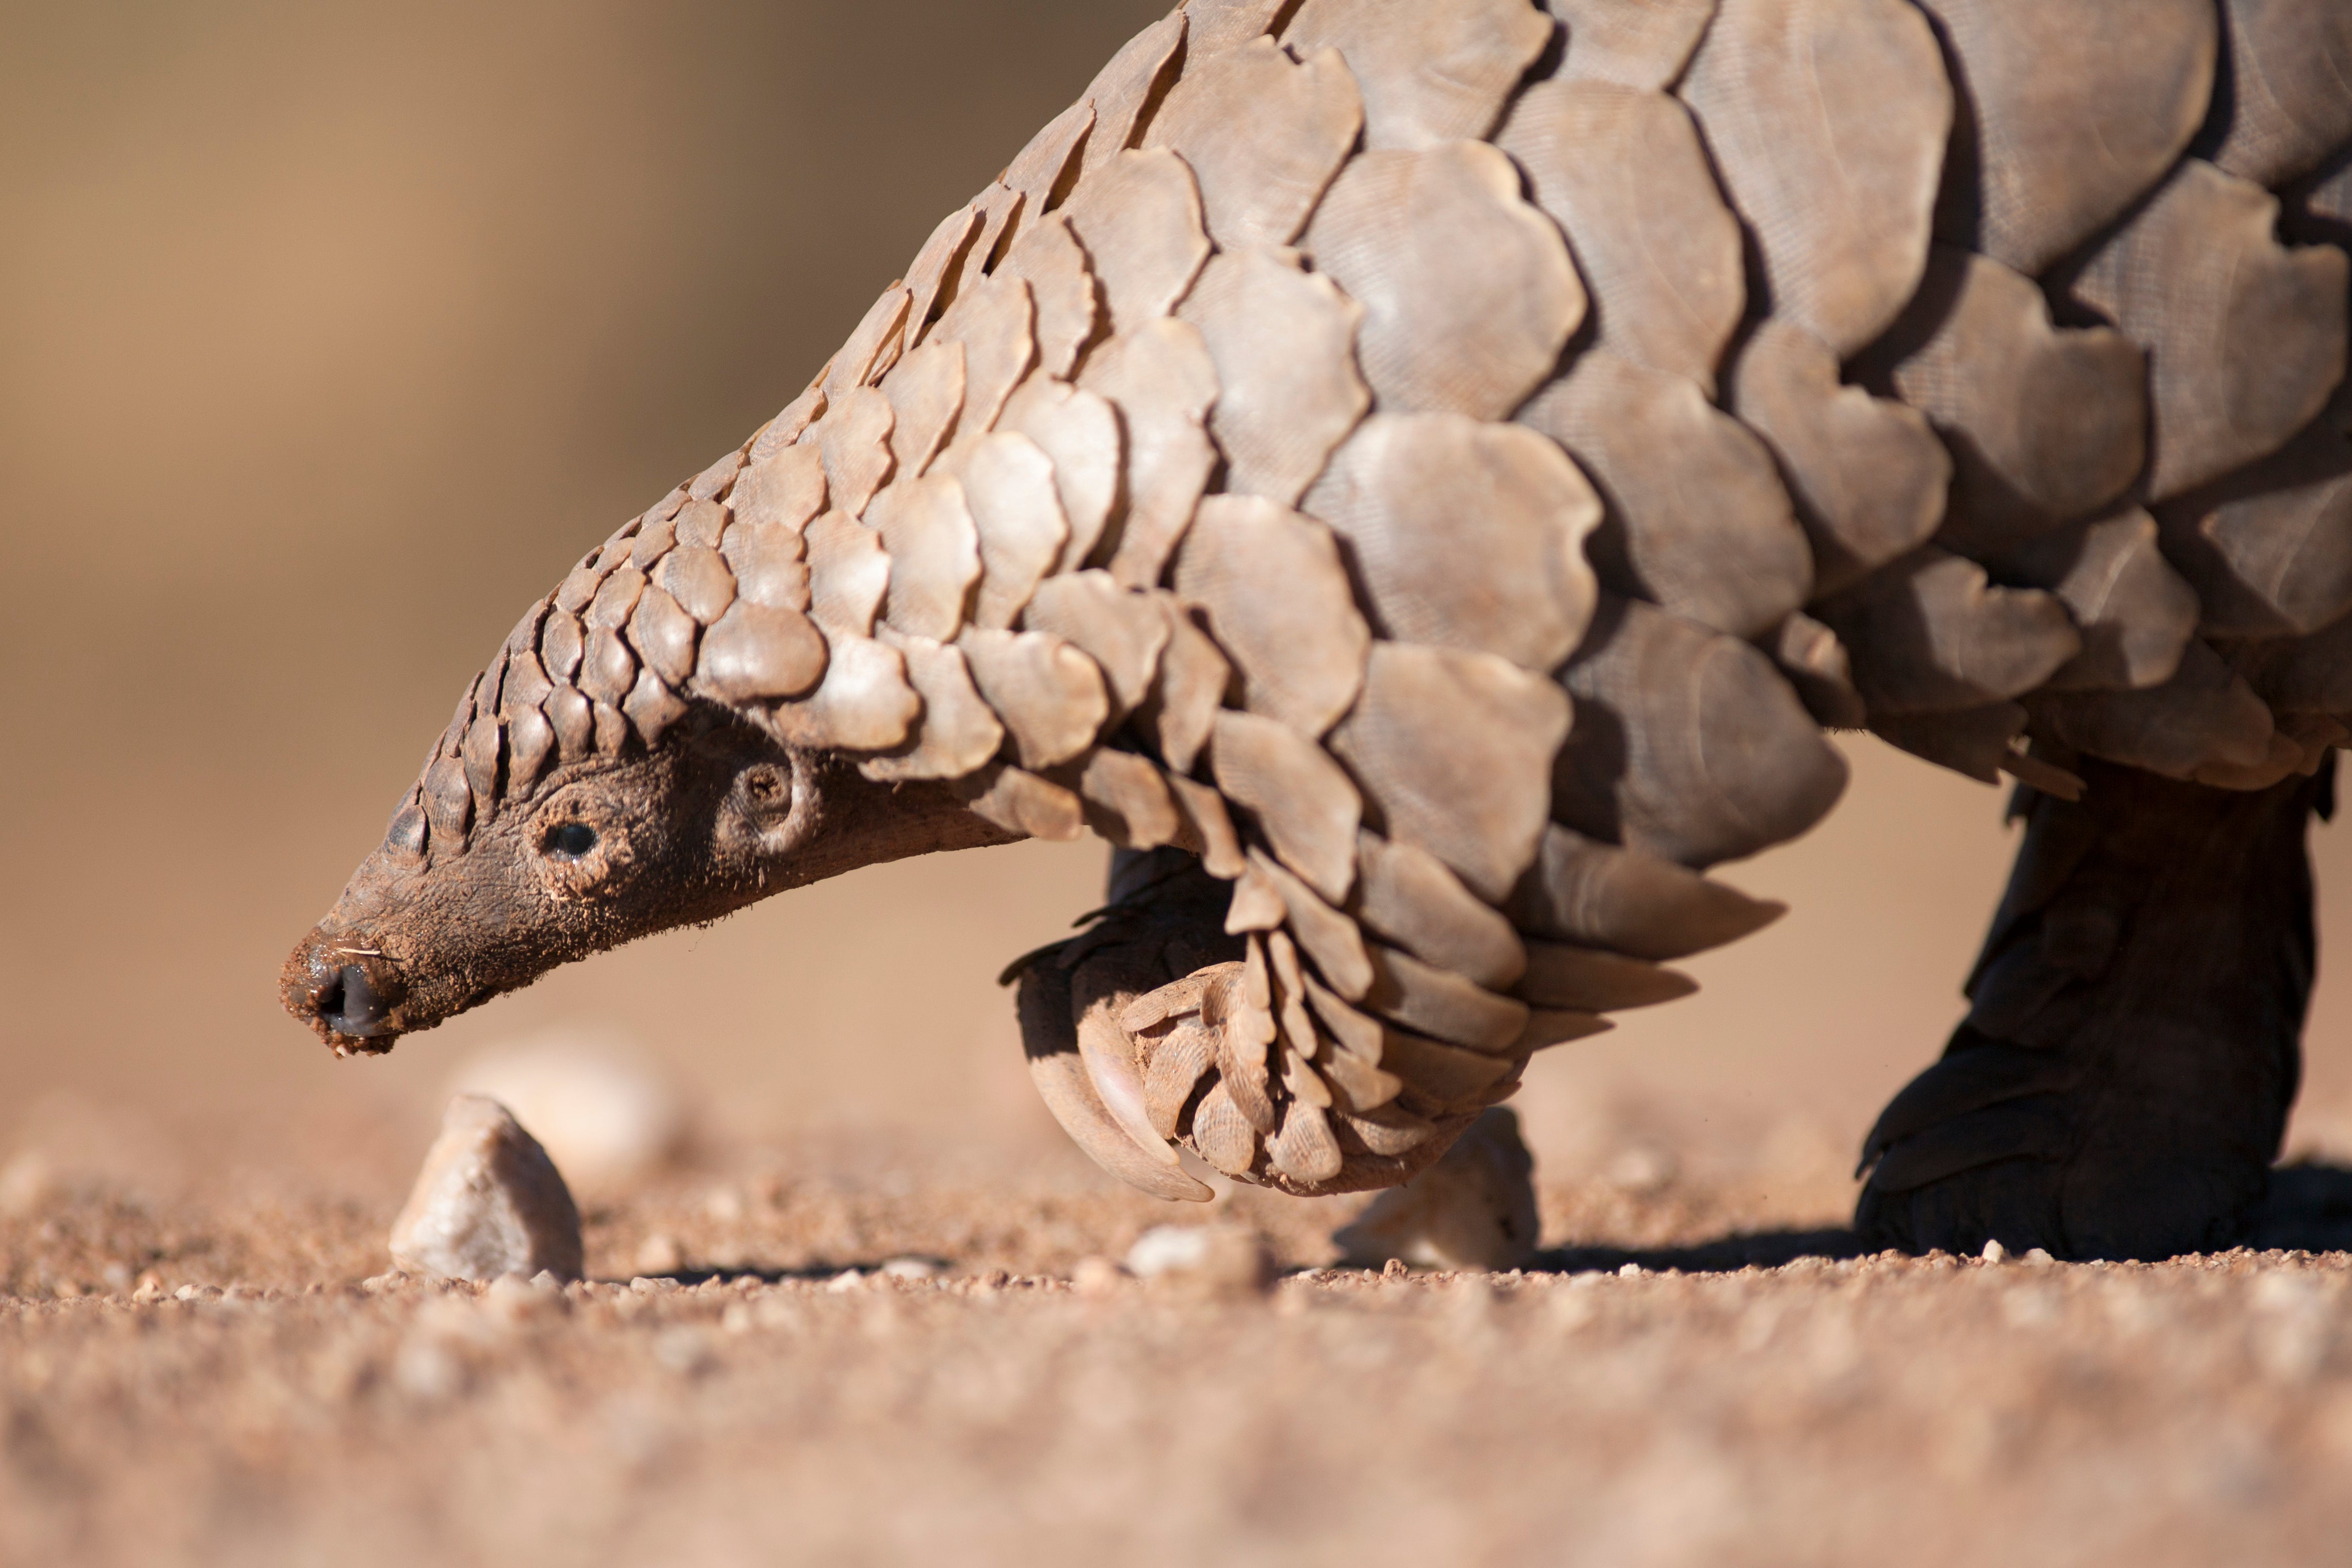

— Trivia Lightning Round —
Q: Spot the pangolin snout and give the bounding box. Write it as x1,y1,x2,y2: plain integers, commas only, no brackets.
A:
284,936,408,1052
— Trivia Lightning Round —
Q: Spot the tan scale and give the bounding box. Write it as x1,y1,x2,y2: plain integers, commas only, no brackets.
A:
1302,413,1600,672
813,387,897,516
1857,245,2148,555
871,474,981,643
1206,709,1360,905
1499,77,1745,394
720,515,813,617
929,272,1037,432
1723,318,1951,596
2209,0,2352,190
1679,0,1953,359
1285,0,1553,151
1552,597,1849,869
1301,140,1584,421
2068,160,2348,502
1813,546,2084,714
1993,510,2199,693
1326,641,1572,904
1177,244,1369,505
997,375,1123,570
1518,349,1811,640
1143,36,1364,252
1073,318,1220,589
880,342,966,483
1021,571,1171,720
957,628,1111,771
996,217,1101,381
1171,494,1370,737
727,443,827,539
947,431,1069,632
1058,149,1212,337
1774,610,1870,729
1545,0,1716,92
1913,0,2216,276
899,206,984,350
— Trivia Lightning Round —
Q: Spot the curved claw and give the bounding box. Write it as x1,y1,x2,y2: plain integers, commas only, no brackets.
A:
1077,1003,1205,1182
1026,1048,1214,1203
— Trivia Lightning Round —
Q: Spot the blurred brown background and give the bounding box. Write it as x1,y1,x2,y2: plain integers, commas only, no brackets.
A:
5,0,2349,1206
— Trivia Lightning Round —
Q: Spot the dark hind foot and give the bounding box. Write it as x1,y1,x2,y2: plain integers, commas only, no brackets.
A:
1857,755,2331,1260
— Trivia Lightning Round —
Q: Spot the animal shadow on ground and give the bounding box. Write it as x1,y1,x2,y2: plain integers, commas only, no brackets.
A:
612,1257,958,1288
2250,1162,2352,1253
1533,1228,1872,1274
1525,1163,2352,1273
600,1169,2352,1285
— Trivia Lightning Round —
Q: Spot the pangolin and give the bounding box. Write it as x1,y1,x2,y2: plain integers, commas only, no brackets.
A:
284,0,2352,1261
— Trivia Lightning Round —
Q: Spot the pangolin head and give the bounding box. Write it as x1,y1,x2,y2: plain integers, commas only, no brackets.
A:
282,698,806,1055
280,465,1007,1056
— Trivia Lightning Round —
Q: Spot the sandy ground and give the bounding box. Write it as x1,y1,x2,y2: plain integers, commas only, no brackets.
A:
13,6,2352,1563
7,1120,2352,1568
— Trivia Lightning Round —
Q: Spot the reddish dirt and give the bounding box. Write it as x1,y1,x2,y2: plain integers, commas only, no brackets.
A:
6,1128,2351,1567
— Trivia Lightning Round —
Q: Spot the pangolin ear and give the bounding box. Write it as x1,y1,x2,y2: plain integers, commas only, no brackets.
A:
715,750,808,862
734,757,797,835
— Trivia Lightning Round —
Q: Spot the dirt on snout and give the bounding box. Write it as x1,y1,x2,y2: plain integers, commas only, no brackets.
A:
5,1128,2352,1568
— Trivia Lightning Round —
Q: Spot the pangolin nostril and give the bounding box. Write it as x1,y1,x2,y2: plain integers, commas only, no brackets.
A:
312,967,346,1021
320,963,391,1034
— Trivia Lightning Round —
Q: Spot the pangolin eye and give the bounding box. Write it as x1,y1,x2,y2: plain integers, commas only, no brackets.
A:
542,821,599,861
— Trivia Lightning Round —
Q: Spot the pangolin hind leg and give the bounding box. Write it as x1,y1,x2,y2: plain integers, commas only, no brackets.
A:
1857,755,2331,1260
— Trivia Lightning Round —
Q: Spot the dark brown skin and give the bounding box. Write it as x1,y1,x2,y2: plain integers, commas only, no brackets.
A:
1857,755,2332,1260
281,706,1015,1056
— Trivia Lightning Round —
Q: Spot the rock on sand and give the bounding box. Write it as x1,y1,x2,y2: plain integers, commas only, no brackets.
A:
389,1095,584,1282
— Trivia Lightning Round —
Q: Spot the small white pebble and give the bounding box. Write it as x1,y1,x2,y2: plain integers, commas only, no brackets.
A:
1619,1263,1644,1280
2022,1247,2055,1268
824,1269,866,1294
1981,1239,2007,1265
1071,1256,1130,1297
0,1151,54,1219
629,1275,680,1295
1604,1144,1677,1195
651,1325,714,1376
878,1256,942,1281
390,1096,582,1284
392,1334,465,1402
1125,1224,1272,1299
634,1234,683,1277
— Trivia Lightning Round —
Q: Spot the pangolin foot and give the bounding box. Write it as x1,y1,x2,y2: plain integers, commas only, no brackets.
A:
1853,1025,2270,1260
1855,758,2326,1262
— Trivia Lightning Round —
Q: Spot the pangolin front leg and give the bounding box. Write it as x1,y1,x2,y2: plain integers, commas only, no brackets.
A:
1012,847,1507,1198
1857,756,2330,1260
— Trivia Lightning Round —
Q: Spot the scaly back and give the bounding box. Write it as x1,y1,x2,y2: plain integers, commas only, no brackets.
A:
386,0,2352,1194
